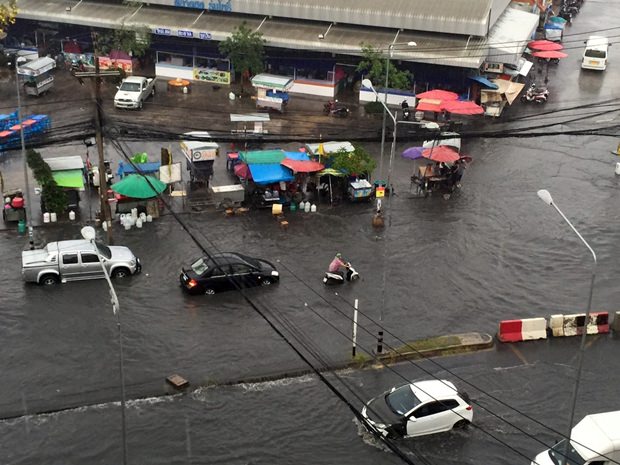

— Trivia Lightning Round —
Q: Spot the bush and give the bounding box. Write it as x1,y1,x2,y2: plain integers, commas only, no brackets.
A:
26,149,67,214
364,101,384,114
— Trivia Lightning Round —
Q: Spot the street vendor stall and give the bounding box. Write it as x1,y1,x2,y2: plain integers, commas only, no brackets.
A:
44,155,86,213
180,131,219,187
111,174,167,216
251,74,293,112
17,56,56,97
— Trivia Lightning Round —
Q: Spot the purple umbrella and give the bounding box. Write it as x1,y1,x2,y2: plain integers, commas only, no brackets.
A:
402,146,425,160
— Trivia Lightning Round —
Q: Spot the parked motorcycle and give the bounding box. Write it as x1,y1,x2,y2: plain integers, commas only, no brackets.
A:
323,100,350,118
323,262,360,285
401,100,411,121
520,83,549,104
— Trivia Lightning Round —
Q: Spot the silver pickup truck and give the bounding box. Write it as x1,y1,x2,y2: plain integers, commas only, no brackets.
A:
21,240,141,285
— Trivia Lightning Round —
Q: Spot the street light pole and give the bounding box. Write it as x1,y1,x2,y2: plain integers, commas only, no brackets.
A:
15,57,35,249
376,41,416,181
80,226,128,465
537,189,597,465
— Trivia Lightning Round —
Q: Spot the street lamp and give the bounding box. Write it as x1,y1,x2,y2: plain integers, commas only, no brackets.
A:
378,41,417,180
80,226,128,465
15,56,35,249
537,189,597,465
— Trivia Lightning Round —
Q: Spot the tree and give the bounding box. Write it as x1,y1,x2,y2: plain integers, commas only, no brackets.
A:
330,146,377,178
0,0,18,38
26,149,67,214
356,43,412,90
98,24,152,58
219,22,266,92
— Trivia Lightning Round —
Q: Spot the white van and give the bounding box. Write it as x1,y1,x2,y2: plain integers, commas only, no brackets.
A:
582,36,609,71
530,411,620,465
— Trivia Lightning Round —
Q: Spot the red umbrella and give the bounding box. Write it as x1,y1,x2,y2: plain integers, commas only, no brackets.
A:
532,50,568,59
441,100,484,115
416,89,459,101
528,40,564,51
421,146,461,163
280,159,324,173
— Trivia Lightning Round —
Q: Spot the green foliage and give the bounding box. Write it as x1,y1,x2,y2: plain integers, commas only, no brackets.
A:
26,149,67,214
98,24,152,58
219,22,266,90
356,43,412,90
330,146,377,177
0,0,18,33
364,101,384,114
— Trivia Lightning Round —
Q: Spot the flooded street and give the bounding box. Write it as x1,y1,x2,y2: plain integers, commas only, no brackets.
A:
1,3,620,463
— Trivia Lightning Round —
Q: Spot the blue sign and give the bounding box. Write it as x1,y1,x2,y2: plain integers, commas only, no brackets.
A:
208,0,232,12
155,28,171,35
178,30,194,38
174,0,206,8
199,32,212,40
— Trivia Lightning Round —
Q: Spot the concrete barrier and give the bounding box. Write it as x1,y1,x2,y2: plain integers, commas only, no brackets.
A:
551,312,610,337
498,318,547,342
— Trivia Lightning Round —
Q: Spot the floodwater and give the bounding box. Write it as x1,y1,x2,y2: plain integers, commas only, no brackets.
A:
2,5,620,464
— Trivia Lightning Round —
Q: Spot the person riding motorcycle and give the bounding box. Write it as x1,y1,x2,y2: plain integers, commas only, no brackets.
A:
328,253,348,274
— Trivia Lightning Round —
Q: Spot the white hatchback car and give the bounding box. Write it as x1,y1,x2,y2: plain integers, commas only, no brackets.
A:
361,379,473,439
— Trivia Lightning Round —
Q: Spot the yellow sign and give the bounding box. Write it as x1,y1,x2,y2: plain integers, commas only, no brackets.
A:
376,187,385,198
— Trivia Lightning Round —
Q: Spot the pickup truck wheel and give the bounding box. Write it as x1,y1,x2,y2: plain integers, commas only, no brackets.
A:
112,267,130,279
40,274,59,286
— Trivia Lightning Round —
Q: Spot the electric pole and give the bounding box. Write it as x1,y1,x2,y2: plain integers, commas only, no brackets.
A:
72,30,120,243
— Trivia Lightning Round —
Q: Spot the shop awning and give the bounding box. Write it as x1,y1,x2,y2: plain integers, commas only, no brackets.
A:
281,159,325,173
468,75,499,89
17,57,56,77
117,161,161,178
251,74,294,91
239,150,285,164
248,163,294,185
51,169,85,190
283,151,310,161
481,79,525,105
416,98,443,113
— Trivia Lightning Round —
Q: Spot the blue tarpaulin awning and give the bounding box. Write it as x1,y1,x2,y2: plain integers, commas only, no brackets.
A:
282,151,310,161
248,163,294,185
468,76,499,89
117,161,161,178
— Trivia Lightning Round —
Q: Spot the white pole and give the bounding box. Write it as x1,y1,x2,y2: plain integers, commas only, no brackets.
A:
352,298,359,357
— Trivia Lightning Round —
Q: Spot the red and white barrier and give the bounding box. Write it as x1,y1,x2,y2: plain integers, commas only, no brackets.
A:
549,312,609,337
498,318,547,342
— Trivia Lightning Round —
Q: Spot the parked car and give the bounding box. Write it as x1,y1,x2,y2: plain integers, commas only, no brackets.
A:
21,239,141,285
180,252,279,295
361,379,473,439
114,76,156,110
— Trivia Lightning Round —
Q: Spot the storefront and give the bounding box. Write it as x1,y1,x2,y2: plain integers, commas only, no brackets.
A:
155,50,231,84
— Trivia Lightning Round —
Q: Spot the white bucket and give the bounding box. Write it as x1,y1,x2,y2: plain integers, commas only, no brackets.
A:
146,214,153,222
124,222,131,230
68,210,76,221
102,220,108,231
43,212,50,223
139,212,146,221
310,204,317,213
304,202,311,213
120,213,127,224
136,218,143,228
299,201,305,210
131,208,138,219
50,212,57,222
615,162,620,175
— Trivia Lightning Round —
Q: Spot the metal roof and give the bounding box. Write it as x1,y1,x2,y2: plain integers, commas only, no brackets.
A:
485,7,539,66
137,0,505,36
16,0,505,69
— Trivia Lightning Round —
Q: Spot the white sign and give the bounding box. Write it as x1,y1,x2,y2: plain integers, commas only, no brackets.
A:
159,162,182,183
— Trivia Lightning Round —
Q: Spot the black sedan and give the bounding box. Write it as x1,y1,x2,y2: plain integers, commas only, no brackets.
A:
180,252,279,295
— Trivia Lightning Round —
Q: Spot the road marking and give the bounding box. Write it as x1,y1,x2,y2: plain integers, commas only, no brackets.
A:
508,344,529,365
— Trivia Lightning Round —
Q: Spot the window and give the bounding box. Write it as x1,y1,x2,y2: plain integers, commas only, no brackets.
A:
412,400,458,418
81,253,100,264
230,263,252,275
62,253,78,264
210,264,230,277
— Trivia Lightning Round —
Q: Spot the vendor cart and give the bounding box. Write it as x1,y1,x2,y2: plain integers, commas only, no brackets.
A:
348,179,373,202
209,184,245,209
17,57,56,97
180,132,219,187
2,189,26,222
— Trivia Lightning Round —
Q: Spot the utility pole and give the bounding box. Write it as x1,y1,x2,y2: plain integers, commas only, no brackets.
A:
72,30,120,243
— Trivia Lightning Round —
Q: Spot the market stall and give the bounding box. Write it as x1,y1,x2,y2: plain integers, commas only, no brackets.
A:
251,74,293,112
44,155,86,213
17,56,56,97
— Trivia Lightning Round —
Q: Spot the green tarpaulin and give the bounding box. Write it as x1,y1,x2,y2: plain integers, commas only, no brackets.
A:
51,170,85,190
111,174,167,199
238,150,285,164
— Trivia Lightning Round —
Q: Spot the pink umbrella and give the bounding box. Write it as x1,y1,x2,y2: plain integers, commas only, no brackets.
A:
441,100,484,115
416,89,459,101
528,40,564,51
532,50,568,59
421,146,461,163
416,98,443,113
234,162,251,179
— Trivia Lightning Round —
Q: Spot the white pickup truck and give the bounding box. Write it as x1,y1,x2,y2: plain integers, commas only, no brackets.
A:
114,76,156,110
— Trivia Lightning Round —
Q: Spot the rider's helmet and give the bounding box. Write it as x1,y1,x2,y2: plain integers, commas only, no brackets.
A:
336,253,342,258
